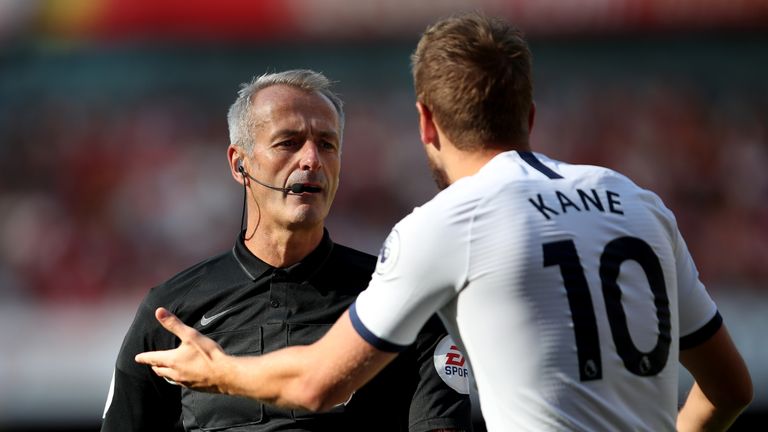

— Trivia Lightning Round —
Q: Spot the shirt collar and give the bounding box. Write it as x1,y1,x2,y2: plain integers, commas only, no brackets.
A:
231,229,334,282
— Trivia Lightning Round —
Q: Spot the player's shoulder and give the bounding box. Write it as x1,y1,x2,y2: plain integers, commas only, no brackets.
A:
407,157,508,220
554,157,679,228
391,153,522,235
574,162,673,209
539,154,663,198
410,151,561,216
530,152,631,185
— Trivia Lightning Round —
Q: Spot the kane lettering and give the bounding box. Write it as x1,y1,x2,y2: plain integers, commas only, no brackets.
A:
529,189,624,220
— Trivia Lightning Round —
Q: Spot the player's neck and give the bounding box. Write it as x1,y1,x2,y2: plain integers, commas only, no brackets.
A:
443,142,528,184
244,223,324,268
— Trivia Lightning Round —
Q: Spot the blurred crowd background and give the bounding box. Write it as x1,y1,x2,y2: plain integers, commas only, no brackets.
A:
0,0,766,430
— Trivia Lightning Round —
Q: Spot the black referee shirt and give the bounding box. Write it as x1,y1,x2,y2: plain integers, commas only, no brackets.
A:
102,230,471,431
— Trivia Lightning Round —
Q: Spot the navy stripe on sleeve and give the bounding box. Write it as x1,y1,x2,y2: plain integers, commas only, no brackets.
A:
519,151,563,179
349,302,409,353
680,311,723,350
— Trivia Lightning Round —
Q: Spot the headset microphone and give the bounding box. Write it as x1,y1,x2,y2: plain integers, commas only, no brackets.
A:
237,161,322,240
238,162,321,194
287,183,322,194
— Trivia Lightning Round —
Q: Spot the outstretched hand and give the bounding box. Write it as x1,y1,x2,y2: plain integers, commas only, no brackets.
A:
135,307,230,394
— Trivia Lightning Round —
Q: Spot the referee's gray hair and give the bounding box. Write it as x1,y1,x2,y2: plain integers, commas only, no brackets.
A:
227,69,345,153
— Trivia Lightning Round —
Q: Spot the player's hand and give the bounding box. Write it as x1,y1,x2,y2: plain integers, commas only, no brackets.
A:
135,307,230,393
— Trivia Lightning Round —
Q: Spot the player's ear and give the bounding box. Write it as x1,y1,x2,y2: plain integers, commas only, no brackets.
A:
527,102,536,135
416,101,438,149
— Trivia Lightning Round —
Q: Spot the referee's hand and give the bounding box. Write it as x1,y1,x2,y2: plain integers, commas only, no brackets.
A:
135,307,230,394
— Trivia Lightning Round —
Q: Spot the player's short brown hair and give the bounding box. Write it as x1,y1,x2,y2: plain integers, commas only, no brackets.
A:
411,12,533,150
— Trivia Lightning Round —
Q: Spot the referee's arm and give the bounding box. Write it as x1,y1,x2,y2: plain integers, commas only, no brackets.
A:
102,302,182,431
101,367,182,431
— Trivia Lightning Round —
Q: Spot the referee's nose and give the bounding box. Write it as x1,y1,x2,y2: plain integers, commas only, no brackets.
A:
299,141,322,171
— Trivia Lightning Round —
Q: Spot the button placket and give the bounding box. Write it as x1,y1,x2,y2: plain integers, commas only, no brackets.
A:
268,270,287,319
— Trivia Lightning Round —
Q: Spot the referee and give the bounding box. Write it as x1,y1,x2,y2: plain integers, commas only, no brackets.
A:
101,70,471,431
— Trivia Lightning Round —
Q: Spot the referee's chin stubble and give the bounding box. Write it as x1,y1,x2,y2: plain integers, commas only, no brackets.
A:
283,195,332,230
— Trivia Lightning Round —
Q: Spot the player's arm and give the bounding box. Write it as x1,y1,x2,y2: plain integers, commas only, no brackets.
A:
677,323,753,432
136,307,398,412
668,221,753,431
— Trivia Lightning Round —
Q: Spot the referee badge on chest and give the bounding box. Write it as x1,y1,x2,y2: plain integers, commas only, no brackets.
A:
375,230,400,275
433,335,471,394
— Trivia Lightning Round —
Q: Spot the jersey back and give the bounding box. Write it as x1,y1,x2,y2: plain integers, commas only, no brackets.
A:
353,151,718,431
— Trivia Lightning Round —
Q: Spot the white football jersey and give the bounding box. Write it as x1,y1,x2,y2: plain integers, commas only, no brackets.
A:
351,151,720,431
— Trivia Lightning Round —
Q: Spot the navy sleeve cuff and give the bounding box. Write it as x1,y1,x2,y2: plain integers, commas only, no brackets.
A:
349,302,408,353
680,311,723,350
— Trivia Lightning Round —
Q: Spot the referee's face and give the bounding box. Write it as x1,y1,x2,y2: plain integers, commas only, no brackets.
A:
245,85,341,231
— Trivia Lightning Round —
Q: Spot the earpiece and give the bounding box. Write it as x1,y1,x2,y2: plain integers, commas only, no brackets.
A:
237,159,245,174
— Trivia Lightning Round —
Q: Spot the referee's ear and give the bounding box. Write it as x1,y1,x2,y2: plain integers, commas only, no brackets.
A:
228,145,246,185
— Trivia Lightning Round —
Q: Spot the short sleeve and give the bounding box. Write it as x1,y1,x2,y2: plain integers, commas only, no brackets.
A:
674,229,721,349
353,207,468,349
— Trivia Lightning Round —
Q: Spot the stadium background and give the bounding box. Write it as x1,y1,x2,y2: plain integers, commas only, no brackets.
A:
0,0,766,430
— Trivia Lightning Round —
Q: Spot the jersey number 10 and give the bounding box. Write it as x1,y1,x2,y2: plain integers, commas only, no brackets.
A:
543,237,671,381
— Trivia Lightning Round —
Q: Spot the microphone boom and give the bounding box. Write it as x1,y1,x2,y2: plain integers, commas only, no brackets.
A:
240,166,320,194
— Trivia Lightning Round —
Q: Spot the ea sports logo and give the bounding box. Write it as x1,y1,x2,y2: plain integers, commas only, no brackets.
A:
433,335,471,394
